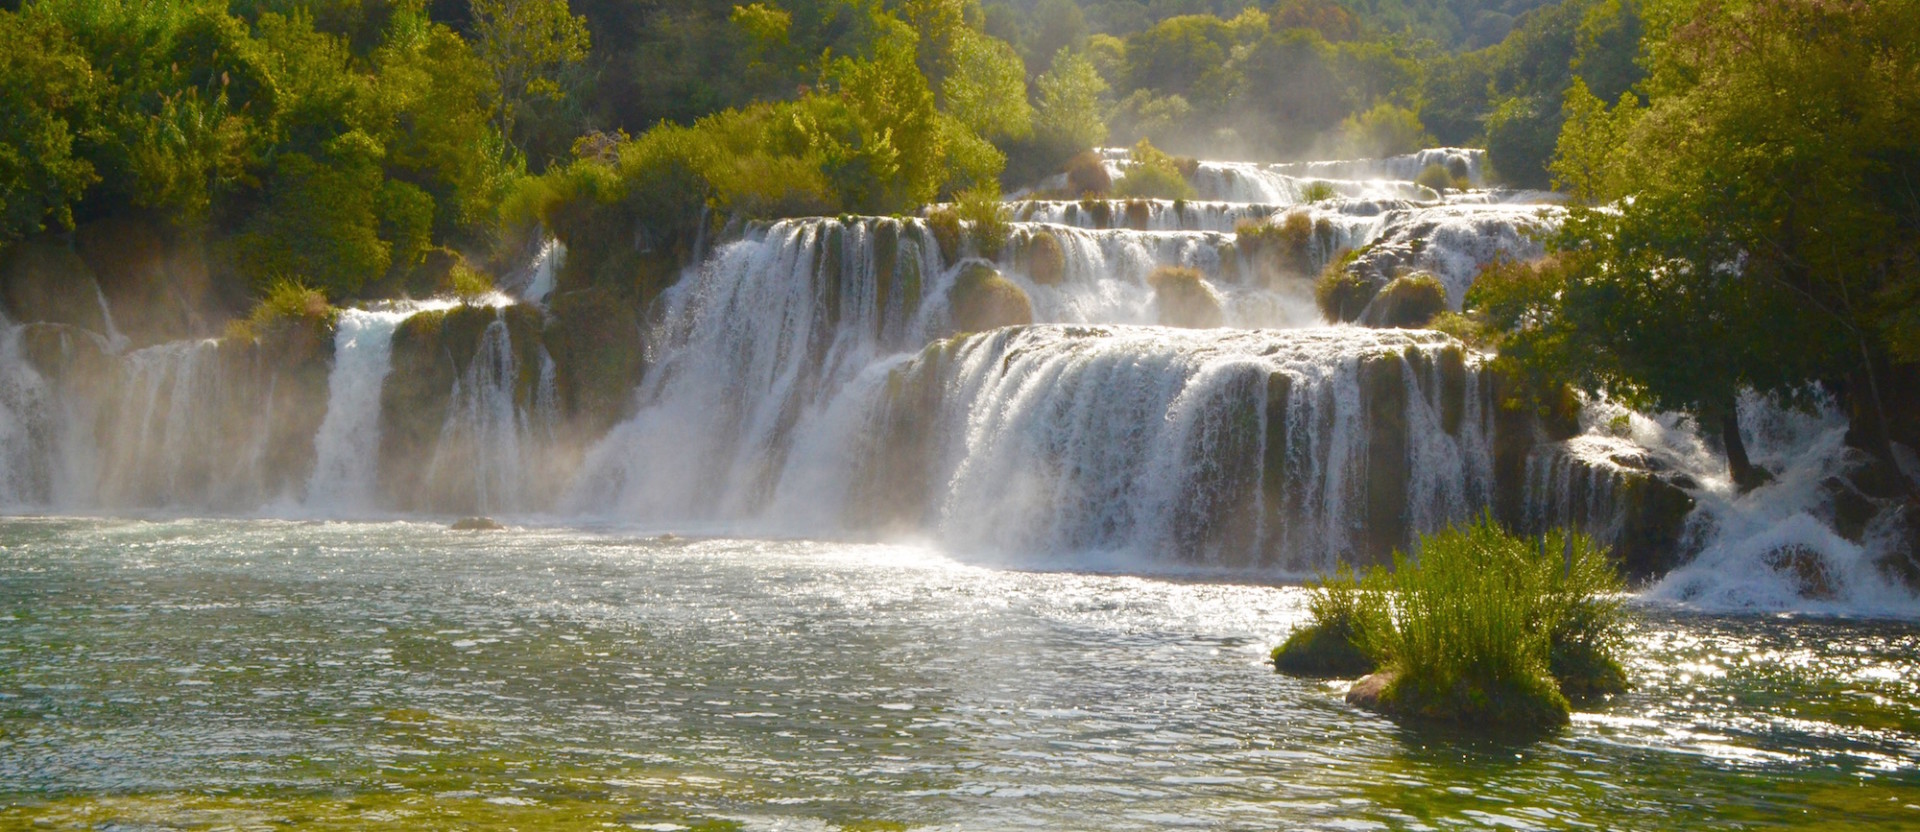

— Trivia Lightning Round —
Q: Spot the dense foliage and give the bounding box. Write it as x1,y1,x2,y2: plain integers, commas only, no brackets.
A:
1468,0,1920,486
1273,516,1630,729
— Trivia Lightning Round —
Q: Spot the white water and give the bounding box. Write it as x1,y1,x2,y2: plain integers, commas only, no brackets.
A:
0,146,1910,617
305,305,449,514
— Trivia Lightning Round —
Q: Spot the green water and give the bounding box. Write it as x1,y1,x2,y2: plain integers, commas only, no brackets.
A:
1,517,1916,830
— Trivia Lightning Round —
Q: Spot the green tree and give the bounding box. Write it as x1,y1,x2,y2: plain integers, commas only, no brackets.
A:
470,0,589,156
0,10,99,241
1485,0,1920,487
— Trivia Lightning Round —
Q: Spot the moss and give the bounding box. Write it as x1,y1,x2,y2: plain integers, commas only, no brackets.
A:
1022,230,1066,286
1123,198,1152,230
1147,265,1224,328
1078,198,1113,229
1362,272,1447,328
1314,249,1374,323
946,263,1032,334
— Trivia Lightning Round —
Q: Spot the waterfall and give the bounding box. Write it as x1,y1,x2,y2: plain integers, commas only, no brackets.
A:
568,217,943,524
838,326,1491,570
422,314,557,514
0,318,58,506
305,307,438,514
94,339,279,509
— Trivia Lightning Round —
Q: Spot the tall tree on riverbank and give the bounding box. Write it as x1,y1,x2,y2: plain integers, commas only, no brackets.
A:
1472,0,1920,489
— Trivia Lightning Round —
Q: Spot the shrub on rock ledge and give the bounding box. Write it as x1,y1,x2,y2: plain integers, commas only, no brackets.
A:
947,263,1033,333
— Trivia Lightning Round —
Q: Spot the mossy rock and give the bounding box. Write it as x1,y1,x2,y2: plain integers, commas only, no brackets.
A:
946,263,1032,334
1021,230,1066,286
1613,471,1696,580
545,287,645,433
1314,258,1376,323
925,207,963,266
378,303,549,512
1353,667,1572,732
1273,622,1374,677
1147,266,1223,328
1,239,108,335
1361,272,1447,328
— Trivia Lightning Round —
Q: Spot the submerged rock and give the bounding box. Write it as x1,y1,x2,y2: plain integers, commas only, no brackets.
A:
450,516,505,531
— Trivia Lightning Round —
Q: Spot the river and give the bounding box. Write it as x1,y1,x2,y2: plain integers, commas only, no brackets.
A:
3,517,1915,830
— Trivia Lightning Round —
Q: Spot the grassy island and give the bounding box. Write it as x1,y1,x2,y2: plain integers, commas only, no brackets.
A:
1274,516,1630,732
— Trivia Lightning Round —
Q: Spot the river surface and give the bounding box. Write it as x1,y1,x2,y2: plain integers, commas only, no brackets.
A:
2,517,1917,830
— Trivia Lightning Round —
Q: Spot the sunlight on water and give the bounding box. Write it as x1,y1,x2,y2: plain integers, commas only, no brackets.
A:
2,518,1916,830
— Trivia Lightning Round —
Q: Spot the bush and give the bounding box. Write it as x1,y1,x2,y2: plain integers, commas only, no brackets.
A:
1275,516,1632,732
1236,210,1318,276
1415,163,1470,195
1272,564,1384,677
225,280,338,341
1064,150,1113,197
1301,181,1338,203
1147,265,1223,328
1313,249,1374,322
1114,139,1197,200
449,263,495,305
1362,272,1448,328
955,186,1011,259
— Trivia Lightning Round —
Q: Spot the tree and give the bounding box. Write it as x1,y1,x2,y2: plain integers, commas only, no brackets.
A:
1481,0,1920,489
0,10,99,242
470,0,589,156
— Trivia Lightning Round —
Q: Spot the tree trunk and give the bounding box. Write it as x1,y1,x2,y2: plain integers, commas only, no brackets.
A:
1722,412,1770,493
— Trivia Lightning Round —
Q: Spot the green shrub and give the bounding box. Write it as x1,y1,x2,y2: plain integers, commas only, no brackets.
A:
1274,516,1631,731
226,280,338,341
449,263,495,305
1272,564,1385,677
955,186,1010,259
1114,139,1197,200
1414,163,1471,195
1236,210,1318,276
1301,181,1338,203
1313,249,1374,322
1428,311,1493,349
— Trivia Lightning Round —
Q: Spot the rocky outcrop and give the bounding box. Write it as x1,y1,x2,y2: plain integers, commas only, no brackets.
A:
1,241,109,335
76,219,229,346
378,303,550,513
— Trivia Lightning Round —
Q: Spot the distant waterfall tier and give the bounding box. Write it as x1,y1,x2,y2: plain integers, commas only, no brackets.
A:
846,325,1497,570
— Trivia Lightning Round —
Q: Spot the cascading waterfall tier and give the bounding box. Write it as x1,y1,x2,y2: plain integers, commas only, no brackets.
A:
0,143,1907,614
845,325,1492,570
